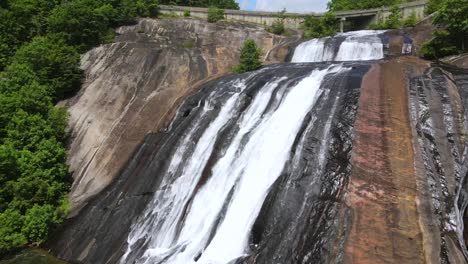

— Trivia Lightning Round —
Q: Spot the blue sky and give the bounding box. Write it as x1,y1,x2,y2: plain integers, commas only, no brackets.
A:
237,0,329,13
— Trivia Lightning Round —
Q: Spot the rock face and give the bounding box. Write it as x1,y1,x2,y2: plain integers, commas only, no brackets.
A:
344,58,468,263
50,21,468,263
50,58,468,263
60,18,299,212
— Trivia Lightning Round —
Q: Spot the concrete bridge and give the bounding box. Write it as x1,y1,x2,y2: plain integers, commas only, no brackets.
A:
159,0,428,31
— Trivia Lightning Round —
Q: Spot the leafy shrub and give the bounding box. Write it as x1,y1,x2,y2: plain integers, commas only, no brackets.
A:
425,0,444,15
368,5,402,29
302,12,337,39
434,0,467,52
207,6,224,23
269,19,285,35
12,34,82,99
233,39,262,73
184,10,191,17
403,11,419,27
421,30,460,59
136,0,159,17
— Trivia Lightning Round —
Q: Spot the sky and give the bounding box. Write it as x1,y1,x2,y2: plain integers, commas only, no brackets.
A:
237,0,329,13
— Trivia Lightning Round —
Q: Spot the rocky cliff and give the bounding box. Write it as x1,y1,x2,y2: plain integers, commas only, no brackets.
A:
60,18,299,213
49,24,468,263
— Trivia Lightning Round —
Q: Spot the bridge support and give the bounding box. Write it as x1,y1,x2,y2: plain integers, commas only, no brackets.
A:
340,17,346,33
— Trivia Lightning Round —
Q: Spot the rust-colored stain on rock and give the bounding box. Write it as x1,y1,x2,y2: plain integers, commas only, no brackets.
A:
344,60,426,263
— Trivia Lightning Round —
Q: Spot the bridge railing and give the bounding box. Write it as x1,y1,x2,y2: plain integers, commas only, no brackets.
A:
159,0,428,30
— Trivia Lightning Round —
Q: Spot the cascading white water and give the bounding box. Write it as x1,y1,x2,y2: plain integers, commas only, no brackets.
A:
120,65,349,264
290,38,336,62
291,30,386,63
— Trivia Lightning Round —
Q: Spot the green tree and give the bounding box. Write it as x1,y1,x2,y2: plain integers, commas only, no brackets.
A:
268,9,286,35
233,39,262,73
403,10,418,27
302,12,337,39
136,0,159,17
434,0,467,51
0,209,27,254
425,0,445,15
21,204,55,243
47,0,114,50
12,35,82,99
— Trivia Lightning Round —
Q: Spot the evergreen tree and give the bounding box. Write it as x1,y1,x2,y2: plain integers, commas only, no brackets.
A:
234,39,262,73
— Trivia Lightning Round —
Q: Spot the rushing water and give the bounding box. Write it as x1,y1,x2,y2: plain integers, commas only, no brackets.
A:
50,29,468,264
116,30,391,264
120,65,349,263
291,30,386,62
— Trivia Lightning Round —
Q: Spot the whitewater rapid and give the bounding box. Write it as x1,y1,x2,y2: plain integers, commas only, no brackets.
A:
291,30,386,62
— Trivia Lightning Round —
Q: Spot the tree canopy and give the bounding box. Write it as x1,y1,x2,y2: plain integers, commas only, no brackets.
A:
421,0,467,58
233,39,262,73
0,0,160,255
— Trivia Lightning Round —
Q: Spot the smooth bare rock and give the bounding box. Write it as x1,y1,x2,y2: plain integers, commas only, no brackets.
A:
443,54,468,69
60,18,299,213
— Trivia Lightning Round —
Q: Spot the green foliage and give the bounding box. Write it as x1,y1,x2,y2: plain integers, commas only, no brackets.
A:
403,10,419,27
47,0,117,50
368,5,402,29
207,6,224,23
425,0,445,15
267,9,286,35
12,35,82,99
233,39,262,73
269,19,286,35
385,5,403,28
136,0,160,17
0,0,58,70
434,0,468,51
421,31,460,59
0,209,27,253
422,0,468,58
328,0,402,11
302,12,338,39
0,0,164,255
183,9,191,16
159,0,239,9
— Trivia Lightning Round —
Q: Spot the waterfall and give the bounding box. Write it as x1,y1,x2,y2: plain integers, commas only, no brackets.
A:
119,64,349,264
291,30,386,62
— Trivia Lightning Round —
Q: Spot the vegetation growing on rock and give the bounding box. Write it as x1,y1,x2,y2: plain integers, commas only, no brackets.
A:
233,39,262,73
302,12,338,39
207,6,224,23
266,9,286,35
421,0,467,59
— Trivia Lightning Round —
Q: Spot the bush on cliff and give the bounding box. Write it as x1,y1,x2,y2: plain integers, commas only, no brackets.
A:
368,4,403,29
267,9,286,35
233,39,262,73
207,6,224,23
421,0,467,58
302,12,338,39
